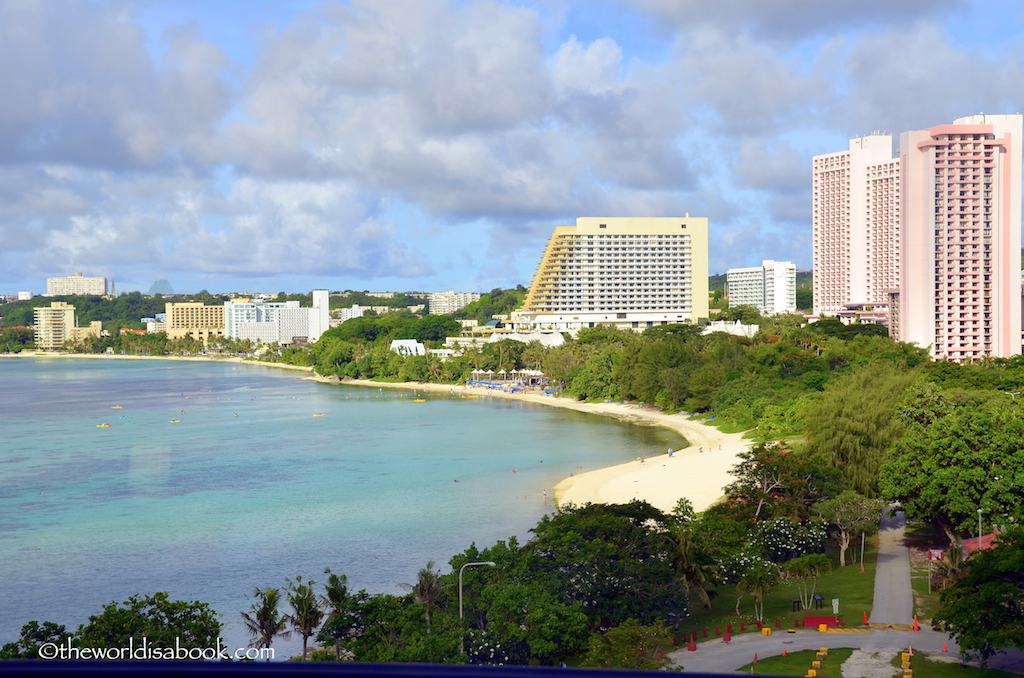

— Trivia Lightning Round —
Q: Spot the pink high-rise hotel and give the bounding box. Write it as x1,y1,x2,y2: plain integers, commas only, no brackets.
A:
813,114,1022,360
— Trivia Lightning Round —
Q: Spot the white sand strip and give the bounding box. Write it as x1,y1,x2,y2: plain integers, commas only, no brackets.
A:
330,378,751,513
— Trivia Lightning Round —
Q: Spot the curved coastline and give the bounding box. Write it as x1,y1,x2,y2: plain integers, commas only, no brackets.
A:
3,352,750,513
308,376,751,513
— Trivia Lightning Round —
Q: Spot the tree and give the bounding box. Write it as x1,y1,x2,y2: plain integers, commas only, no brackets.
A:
814,491,881,566
736,560,781,621
804,364,917,496
0,622,71,659
526,501,685,627
880,403,1024,543
669,523,714,609
285,576,325,661
77,592,221,650
783,553,833,610
581,618,675,670
724,442,840,522
319,569,353,659
400,560,443,634
935,528,1024,665
241,587,287,659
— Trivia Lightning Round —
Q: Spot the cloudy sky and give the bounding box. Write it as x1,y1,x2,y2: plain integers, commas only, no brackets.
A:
2,0,1023,295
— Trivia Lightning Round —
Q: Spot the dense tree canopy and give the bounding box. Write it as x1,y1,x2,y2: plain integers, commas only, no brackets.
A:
935,528,1024,664
880,400,1024,542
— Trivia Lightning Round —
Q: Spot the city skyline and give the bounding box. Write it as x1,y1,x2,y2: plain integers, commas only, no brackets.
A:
2,0,1023,295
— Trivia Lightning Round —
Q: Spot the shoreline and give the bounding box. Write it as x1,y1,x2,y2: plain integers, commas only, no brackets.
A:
4,352,750,513
310,376,751,513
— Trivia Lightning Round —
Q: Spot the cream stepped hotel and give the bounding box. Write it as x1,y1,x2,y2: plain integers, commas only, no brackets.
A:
813,114,1022,360
511,217,709,332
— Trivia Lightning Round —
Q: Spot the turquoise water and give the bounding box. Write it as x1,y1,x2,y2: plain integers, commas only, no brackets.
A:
0,358,684,656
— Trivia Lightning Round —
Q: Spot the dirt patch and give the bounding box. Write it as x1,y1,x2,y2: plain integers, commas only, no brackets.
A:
840,649,900,678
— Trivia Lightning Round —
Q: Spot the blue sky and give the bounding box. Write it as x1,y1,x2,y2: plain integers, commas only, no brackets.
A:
1,0,1023,295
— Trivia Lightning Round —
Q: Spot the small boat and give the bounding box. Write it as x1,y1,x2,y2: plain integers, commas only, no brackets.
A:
312,413,326,417
413,399,426,403
110,405,123,409
96,423,112,428
170,419,181,423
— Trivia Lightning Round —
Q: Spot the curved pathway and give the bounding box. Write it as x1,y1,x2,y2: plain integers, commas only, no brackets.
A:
666,505,1023,675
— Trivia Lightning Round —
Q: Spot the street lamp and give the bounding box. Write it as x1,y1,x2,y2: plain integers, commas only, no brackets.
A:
977,508,983,541
459,561,496,653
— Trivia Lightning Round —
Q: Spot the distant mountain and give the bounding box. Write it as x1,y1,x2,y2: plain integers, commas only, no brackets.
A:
147,279,174,295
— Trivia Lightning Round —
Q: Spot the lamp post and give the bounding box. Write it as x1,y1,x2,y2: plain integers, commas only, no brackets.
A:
459,561,496,653
977,508,983,541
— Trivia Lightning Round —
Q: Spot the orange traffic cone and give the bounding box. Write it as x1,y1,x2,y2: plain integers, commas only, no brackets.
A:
913,615,920,631
782,647,788,657
943,642,948,653
863,611,869,625
754,654,758,664
908,642,913,656
860,563,865,572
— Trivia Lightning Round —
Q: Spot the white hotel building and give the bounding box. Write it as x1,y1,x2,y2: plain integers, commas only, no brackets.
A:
511,217,709,332
46,273,108,296
224,290,330,345
726,260,797,314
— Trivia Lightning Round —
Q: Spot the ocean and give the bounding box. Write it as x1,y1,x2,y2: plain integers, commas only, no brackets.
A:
0,358,685,657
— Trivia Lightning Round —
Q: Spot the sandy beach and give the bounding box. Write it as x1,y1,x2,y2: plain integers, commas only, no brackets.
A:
312,376,751,513
4,352,750,513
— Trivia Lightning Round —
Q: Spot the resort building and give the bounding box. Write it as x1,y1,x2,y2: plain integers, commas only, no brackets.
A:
223,290,330,345
428,291,481,315
338,305,365,323
33,301,76,349
814,114,1023,359
46,273,107,296
33,301,102,348
165,302,225,343
726,260,797,314
895,114,1022,360
813,134,901,316
511,216,709,332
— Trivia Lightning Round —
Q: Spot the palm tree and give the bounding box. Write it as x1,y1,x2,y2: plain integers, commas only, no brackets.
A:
933,543,966,591
241,587,288,660
737,561,781,622
784,553,833,609
804,553,833,604
284,576,325,661
411,560,443,634
321,569,351,659
669,526,713,609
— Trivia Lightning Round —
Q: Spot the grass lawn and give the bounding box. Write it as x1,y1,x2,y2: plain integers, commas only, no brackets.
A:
896,652,1021,678
680,538,878,643
736,648,852,676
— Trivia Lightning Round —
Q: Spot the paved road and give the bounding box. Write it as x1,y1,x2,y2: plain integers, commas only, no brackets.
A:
869,507,913,626
666,505,1024,674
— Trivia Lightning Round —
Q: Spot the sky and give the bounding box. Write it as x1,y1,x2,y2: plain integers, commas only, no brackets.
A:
2,0,1024,295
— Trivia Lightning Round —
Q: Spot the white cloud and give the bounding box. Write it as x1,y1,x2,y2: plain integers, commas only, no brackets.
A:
550,36,623,95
